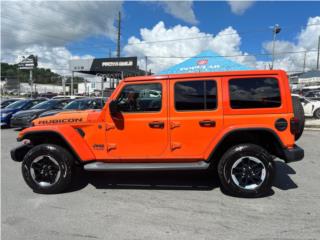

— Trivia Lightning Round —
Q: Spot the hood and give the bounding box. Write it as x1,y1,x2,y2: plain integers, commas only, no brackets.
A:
12,109,45,117
311,101,320,107
33,110,101,126
39,109,72,118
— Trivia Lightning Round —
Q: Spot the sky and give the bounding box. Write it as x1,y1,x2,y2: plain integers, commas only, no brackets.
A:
1,1,320,76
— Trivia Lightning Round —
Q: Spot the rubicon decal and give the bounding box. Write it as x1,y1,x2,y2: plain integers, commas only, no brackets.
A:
38,118,83,125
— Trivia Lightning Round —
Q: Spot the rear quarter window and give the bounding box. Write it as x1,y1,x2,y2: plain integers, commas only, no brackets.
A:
229,77,281,109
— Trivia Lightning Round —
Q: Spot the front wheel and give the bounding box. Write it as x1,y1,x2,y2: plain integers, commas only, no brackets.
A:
22,144,74,194
218,144,275,198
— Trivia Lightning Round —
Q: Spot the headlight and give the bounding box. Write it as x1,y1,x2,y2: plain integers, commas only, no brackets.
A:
1,113,8,118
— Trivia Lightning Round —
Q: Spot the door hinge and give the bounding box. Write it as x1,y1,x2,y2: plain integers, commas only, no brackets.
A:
106,123,115,131
171,142,182,151
170,121,181,129
107,144,117,151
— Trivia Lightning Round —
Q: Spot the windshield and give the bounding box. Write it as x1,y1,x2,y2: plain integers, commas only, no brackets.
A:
64,100,90,110
1,99,17,107
5,100,28,109
31,100,58,109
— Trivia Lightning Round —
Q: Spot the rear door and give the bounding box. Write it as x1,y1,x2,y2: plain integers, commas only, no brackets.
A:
168,78,223,160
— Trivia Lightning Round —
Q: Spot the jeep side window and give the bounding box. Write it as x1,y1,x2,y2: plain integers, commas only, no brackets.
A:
229,77,281,109
174,80,217,111
116,83,162,112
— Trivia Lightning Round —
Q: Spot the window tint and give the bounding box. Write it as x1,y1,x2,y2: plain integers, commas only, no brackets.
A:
229,78,281,109
6,100,28,109
117,83,162,112
175,80,217,111
55,100,69,109
31,100,59,109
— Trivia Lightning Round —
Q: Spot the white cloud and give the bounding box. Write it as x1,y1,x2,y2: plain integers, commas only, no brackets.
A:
123,21,256,73
160,1,198,25
1,1,122,75
1,1,122,50
227,1,254,15
124,16,320,74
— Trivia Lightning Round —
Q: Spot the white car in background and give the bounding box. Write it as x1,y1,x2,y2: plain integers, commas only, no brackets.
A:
52,95,85,100
292,94,320,119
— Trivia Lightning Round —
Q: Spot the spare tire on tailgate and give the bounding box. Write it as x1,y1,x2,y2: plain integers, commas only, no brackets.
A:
291,96,305,141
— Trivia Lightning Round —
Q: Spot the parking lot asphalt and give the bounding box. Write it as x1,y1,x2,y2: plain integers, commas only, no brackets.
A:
1,128,320,240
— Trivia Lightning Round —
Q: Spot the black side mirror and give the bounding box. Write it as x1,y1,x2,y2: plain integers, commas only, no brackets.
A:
109,100,119,116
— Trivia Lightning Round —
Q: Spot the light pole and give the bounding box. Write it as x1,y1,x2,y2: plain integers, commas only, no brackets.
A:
271,24,281,70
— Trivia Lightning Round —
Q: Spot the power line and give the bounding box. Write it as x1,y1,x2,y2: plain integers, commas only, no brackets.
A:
7,49,315,72
144,49,318,59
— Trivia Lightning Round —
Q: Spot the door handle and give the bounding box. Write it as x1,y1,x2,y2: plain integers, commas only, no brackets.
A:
149,121,164,128
199,120,216,127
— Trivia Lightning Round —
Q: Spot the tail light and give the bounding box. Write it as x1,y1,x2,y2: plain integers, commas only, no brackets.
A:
290,117,299,135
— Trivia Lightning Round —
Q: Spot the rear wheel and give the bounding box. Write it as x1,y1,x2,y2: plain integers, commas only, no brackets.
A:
314,108,320,119
22,144,74,194
218,144,275,198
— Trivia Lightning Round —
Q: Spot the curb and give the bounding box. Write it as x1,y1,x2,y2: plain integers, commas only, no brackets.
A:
305,127,320,131
305,124,320,129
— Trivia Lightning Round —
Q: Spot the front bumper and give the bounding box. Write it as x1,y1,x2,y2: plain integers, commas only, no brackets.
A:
11,144,33,162
283,144,304,163
1,117,10,126
10,117,32,128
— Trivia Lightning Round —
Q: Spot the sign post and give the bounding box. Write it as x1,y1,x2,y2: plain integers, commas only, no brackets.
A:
18,55,38,98
62,76,66,97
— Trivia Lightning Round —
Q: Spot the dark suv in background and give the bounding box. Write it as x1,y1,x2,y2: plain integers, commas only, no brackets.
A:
39,98,106,117
10,99,71,128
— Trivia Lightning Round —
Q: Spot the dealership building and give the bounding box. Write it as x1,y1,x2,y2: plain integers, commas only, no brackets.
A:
70,57,147,96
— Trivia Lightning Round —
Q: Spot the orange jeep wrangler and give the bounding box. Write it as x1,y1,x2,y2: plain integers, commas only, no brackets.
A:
11,70,304,197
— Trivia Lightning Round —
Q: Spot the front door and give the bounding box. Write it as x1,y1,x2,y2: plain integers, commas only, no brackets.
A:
169,78,223,160
105,81,168,160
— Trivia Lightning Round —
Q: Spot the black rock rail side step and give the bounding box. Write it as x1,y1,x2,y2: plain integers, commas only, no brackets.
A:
83,161,209,172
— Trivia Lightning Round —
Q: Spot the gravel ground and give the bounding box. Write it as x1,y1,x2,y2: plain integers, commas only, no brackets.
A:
1,128,320,240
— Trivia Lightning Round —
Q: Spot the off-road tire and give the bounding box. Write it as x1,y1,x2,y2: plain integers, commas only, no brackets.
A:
314,108,320,119
22,144,74,194
292,96,305,140
218,144,275,198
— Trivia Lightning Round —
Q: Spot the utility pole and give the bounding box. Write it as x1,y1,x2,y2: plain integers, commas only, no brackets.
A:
101,75,104,98
317,35,320,70
84,79,87,97
71,71,74,95
116,11,121,58
303,51,307,72
145,56,148,75
29,69,33,98
62,76,66,97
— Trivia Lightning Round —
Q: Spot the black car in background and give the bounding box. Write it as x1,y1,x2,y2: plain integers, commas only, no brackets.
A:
1,98,47,127
10,99,71,128
39,98,106,118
